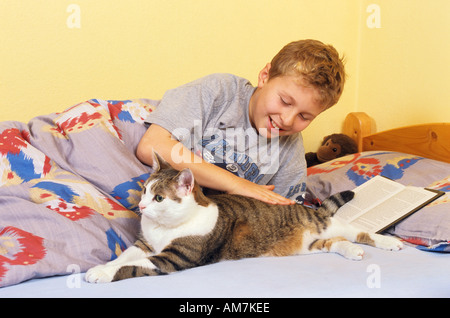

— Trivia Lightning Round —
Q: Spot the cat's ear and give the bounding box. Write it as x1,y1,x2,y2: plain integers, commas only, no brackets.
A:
176,169,195,197
151,151,171,172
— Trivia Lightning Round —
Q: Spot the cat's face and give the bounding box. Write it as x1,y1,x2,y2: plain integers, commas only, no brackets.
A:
139,168,196,227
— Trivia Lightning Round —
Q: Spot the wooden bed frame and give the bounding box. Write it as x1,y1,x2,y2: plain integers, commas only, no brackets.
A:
343,112,450,163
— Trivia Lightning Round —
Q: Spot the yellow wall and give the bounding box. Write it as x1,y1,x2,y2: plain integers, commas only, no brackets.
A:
1,1,448,152
356,0,450,133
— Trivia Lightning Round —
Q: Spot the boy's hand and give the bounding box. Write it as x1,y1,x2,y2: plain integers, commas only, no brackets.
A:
227,177,296,205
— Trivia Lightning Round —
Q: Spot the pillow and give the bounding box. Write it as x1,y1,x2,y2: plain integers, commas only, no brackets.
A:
306,151,450,252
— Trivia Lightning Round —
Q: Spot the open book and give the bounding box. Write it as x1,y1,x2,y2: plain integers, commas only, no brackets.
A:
335,175,444,233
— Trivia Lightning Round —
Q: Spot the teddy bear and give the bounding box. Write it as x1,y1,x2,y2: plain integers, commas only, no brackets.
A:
305,133,358,167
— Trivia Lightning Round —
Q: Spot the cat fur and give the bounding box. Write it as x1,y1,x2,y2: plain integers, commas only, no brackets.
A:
86,152,403,283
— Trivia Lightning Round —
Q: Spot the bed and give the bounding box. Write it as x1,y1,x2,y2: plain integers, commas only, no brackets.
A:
0,100,448,298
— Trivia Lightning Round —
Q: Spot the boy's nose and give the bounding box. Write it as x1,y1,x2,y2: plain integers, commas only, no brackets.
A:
280,111,296,128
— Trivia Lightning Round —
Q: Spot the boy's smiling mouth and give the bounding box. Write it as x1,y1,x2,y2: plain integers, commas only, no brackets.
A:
269,116,281,130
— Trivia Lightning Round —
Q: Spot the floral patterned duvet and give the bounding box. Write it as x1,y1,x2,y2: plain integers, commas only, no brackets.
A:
0,99,156,287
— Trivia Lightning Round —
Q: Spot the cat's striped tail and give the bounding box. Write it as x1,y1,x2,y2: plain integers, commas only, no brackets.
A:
318,190,354,217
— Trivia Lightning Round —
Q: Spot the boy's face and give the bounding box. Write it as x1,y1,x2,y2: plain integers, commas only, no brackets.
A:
249,64,325,139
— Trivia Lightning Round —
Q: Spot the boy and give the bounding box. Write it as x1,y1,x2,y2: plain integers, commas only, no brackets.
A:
137,39,345,205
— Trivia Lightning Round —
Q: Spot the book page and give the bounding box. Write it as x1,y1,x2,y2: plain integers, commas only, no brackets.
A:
347,187,437,232
335,176,405,223
335,175,441,233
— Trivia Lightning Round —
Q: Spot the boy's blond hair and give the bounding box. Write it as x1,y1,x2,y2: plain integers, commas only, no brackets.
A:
269,39,346,109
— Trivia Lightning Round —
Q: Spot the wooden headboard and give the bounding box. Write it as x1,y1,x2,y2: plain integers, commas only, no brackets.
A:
343,112,450,163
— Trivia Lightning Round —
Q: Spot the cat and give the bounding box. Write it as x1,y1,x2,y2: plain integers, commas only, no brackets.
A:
85,152,403,283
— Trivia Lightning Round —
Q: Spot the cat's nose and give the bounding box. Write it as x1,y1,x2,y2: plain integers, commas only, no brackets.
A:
138,204,146,211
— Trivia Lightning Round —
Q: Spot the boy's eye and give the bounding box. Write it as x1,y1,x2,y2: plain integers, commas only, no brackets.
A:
153,194,164,202
280,96,290,105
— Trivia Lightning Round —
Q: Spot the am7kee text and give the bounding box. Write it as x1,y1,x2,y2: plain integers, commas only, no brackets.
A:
179,301,270,314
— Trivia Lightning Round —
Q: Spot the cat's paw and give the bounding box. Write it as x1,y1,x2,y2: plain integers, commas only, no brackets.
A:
338,242,364,260
85,265,116,283
344,244,365,260
375,235,404,251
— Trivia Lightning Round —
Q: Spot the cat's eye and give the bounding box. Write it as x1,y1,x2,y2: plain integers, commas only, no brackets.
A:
153,194,164,202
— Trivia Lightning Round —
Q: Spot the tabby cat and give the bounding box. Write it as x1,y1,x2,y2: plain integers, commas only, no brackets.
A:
85,152,403,283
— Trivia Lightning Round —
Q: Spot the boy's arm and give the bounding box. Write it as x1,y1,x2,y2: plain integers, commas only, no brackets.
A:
136,124,295,205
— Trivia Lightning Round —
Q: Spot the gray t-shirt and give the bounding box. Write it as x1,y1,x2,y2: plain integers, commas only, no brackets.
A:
145,73,307,202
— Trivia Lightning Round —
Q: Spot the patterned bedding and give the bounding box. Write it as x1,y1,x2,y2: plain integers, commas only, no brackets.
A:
0,99,156,287
1,99,449,288
307,151,450,252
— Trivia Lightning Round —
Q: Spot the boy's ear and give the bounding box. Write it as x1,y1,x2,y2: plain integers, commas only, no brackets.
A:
151,150,171,172
257,63,271,87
